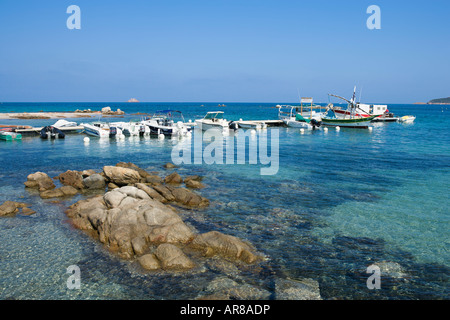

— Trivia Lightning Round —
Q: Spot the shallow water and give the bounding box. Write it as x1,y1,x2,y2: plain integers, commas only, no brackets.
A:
0,102,449,299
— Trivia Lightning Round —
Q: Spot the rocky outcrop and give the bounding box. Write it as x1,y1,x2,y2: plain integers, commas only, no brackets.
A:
0,201,35,216
190,231,259,264
103,166,141,186
65,183,260,271
40,186,78,199
24,172,55,191
164,172,183,185
57,170,84,190
83,173,106,189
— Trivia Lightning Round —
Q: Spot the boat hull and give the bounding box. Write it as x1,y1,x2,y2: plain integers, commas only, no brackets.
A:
321,115,377,129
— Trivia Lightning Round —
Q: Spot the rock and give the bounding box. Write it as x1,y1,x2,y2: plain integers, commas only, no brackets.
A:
274,278,322,300
80,169,96,178
185,179,205,189
83,174,106,189
67,187,195,260
184,175,203,183
169,187,209,208
138,254,160,270
60,186,79,196
116,162,150,179
107,182,119,190
58,170,84,189
135,183,167,203
0,201,19,216
40,188,65,199
146,175,163,185
103,166,141,186
163,163,177,169
103,190,127,208
21,207,36,216
0,201,35,217
191,231,259,264
152,185,175,202
116,186,150,200
101,106,111,113
164,172,183,184
154,244,195,270
375,261,407,279
131,236,148,256
24,172,55,191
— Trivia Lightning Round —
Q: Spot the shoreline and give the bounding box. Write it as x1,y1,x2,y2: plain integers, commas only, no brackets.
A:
0,112,100,120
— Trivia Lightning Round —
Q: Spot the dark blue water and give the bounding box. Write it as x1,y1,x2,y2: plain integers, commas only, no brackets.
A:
0,102,448,299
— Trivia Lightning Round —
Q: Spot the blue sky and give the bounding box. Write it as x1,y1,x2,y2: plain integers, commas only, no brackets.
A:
0,0,449,103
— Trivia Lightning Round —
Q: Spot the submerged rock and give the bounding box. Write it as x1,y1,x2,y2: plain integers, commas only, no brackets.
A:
0,201,32,216
274,278,322,300
40,186,78,199
190,231,260,264
154,243,195,270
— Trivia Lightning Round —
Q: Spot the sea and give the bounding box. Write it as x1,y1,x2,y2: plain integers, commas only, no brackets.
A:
0,102,448,300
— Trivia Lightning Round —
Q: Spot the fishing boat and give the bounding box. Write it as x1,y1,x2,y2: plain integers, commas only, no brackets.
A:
143,110,191,137
0,131,22,141
322,88,378,128
80,122,123,138
398,115,416,123
194,111,237,131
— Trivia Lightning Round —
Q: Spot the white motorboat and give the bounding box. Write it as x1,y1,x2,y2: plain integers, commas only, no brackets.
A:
80,122,123,138
195,111,236,132
398,115,416,123
237,121,267,130
143,110,191,137
52,119,78,128
111,121,149,136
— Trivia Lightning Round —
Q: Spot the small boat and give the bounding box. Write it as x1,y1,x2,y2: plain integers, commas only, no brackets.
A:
323,88,377,128
40,126,65,139
237,121,267,129
143,110,191,137
80,122,122,138
398,115,416,123
52,119,78,128
111,121,149,136
195,111,237,132
278,99,326,130
0,131,22,141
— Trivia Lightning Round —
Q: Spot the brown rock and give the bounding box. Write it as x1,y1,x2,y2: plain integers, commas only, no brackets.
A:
146,175,163,185
191,231,259,264
164,172,183,184
154,244,195,270
138,254,160,270
169,187,209,208
152,185,175,202
40,188,65,199
185,179,205,189
0,201,19,216
20,207,36,216
116,162,150,179
163,162,177,169
135,183,167,203
60,185,79,196
58,170,84,189
24,172,55,191
103,166,141,186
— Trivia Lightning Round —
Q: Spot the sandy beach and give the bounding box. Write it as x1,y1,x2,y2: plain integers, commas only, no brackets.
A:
0,112,101,120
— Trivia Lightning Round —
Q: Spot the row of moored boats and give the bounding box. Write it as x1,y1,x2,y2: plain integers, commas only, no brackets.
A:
278,88,416,130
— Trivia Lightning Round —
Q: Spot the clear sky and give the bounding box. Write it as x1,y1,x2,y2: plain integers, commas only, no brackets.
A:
0,0,449,103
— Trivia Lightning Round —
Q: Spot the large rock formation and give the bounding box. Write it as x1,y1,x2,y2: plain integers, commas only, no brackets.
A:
65,185,260,270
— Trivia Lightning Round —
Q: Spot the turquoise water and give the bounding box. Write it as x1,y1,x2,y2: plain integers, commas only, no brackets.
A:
0,102,449,299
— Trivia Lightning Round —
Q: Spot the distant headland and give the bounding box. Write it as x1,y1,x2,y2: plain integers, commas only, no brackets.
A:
127,98,139,103
414,97,450,105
